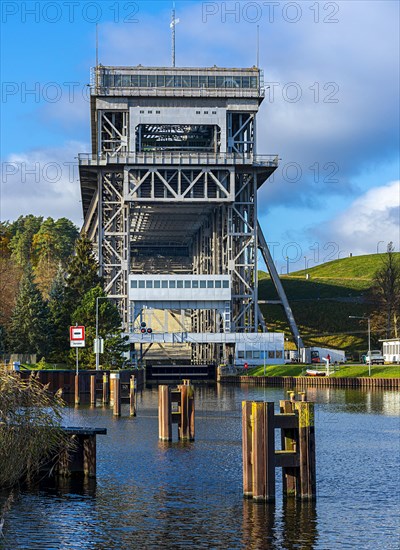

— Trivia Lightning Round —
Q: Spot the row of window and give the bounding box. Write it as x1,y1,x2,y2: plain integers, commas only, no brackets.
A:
383,344,400,354
238,350,283,359
138,110,218,115
101,74,259,90
131,279,230,290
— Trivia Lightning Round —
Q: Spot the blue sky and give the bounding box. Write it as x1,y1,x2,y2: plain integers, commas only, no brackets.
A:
1,0,399,273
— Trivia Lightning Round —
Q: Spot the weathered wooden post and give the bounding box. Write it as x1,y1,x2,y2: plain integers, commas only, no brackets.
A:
242,401,253,498
102,372,109,405
74,374,80,405
130,375,137,416
90,374,96,406
279,398,297,497
159,385,172,441
251,401,275,501
83,435,96,477
189,385,195,440
294,400,316,499
178,383,188,440
177,381,195,441
110,372,121,416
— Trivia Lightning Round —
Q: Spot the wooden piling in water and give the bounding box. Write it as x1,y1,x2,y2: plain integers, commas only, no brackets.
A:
189,386,195,440
90,374,96,405
130,375,137,416
102,372,109,405
83,435,96,477
178,384,189,440
110,373,121,416
294,400,316,499
74,374,80,405
242,401,253,498
251,401,276,501
279,398,297,497
158,385,172,441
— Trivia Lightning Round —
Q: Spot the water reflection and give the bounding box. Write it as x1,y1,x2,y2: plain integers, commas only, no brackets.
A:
242,499,318,550
1,385,398,549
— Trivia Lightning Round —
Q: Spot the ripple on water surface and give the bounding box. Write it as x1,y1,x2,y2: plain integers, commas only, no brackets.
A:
1,386,399,549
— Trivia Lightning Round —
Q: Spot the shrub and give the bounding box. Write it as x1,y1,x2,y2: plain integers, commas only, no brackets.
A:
0,371,69,488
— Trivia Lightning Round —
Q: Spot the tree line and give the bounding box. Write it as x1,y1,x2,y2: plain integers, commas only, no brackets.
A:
1,215,399,365
0,216,128,367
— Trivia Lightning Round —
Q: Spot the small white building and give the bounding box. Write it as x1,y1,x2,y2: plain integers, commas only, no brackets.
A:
235,333,284,366
381,338,400,364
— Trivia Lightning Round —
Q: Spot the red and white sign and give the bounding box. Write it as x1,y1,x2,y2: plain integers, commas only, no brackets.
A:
70,326,85,347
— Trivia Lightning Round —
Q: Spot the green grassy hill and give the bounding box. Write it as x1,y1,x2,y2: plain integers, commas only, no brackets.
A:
259,253,400,357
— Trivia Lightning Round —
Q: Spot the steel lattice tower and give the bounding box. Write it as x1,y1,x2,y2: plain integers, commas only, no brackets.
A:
79,65,302,364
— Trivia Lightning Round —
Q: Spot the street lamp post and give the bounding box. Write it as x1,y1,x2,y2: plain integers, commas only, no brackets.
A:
96,296,109,371
297,335,301,363
349,315,371,376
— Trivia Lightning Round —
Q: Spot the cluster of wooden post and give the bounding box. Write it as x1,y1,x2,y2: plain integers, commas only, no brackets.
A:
73,372,137,417
242,391,316,501
159,379,195,441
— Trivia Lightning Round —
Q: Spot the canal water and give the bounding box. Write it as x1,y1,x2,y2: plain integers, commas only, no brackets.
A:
1,385,399,549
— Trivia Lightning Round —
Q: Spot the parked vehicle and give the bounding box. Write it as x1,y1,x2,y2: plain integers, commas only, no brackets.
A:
364,350,385,365
301,347,345,364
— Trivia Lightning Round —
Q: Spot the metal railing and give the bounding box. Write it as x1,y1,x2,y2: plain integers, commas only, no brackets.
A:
78,151,279,167
91,86,265,99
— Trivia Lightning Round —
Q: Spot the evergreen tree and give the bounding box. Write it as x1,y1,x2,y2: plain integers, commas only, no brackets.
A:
65,232,102,313
9,215,43,267
8,265,51,356
54,218,79,263
33,218,79,298
47,265,71,362
69,286,128,369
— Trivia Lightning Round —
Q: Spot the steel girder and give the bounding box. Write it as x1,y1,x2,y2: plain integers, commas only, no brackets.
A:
101,171,129,323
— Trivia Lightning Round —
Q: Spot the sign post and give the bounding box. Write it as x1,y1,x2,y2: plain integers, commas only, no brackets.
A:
70,326,86,375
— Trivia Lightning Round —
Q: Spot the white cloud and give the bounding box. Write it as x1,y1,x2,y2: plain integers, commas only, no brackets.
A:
308,180,400,255
98,0,399,212
0,142,87,226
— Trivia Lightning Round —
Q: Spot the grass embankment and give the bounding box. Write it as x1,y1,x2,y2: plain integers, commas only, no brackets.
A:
258,253,400,356
247,364,400,378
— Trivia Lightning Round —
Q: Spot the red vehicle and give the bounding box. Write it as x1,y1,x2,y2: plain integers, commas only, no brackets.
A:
311,350,321,363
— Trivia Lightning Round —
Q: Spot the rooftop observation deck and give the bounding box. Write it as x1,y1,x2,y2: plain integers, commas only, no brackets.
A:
78,151,278,168
91,66,265,99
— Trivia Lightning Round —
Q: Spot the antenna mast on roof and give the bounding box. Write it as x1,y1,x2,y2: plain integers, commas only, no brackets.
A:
95,23,99,92
170,2,180,67
256,25,260,67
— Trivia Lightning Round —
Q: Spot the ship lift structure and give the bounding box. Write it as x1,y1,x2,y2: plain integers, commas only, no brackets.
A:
78,65,303,365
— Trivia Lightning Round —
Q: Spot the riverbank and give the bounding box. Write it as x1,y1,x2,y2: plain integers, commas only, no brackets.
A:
247,364,400,378
221,375,400,389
